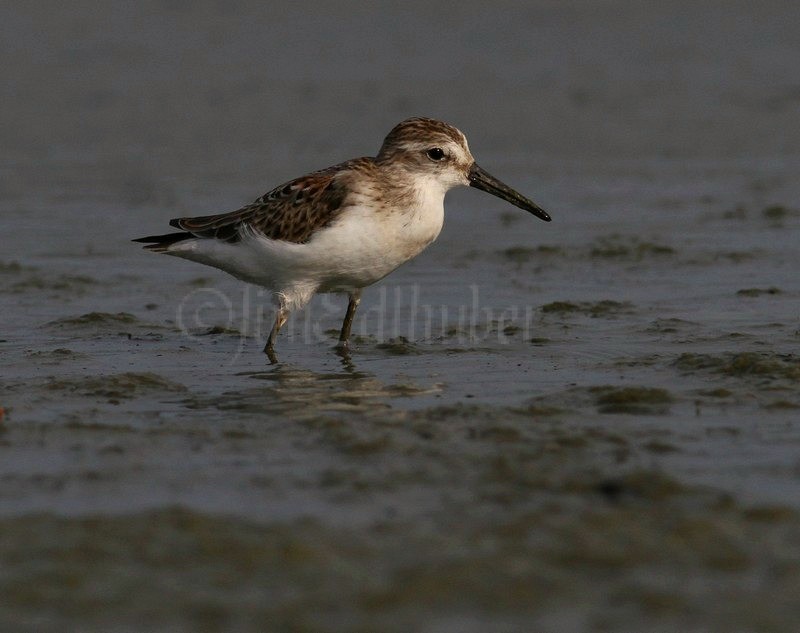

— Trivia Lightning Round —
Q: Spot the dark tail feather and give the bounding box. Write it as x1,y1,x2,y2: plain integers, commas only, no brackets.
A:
132,231,193,253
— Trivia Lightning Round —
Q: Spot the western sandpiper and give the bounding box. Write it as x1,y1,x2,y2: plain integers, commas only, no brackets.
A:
134,117,551,360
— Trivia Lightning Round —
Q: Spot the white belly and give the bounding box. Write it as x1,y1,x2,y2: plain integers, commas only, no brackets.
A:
312,201,445,291
169,197,445,311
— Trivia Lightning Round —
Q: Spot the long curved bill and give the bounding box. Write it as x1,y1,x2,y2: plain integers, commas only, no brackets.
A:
468,163,551,222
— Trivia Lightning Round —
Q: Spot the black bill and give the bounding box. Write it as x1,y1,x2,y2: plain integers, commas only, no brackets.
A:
468,163,551,222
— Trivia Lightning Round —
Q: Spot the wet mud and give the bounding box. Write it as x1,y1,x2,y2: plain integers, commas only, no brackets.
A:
3,2,800,631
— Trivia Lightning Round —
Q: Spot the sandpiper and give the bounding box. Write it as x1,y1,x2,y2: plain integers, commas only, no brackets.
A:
134,117,551,359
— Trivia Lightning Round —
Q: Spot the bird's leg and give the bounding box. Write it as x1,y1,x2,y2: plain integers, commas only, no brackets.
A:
337,289,362,349
263,307,288,362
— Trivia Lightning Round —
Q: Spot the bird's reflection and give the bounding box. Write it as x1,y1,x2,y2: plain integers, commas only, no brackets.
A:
265,342,356,372
186,348,440,421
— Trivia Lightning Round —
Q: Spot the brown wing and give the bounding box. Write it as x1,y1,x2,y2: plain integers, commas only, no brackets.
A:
169,159,367,244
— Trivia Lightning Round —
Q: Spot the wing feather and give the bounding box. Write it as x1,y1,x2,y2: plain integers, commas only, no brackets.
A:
170,159,369,244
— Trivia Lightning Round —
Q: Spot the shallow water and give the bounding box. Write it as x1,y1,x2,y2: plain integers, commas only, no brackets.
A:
2,2,800,632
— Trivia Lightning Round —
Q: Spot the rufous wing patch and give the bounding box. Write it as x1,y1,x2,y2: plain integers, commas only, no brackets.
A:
169,158,372,244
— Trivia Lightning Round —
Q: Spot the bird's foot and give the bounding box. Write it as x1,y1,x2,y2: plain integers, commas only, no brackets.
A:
263,343,279,365
334,340,356,370
334,338,350,352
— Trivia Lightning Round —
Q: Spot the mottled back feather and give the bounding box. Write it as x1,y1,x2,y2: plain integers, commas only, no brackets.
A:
169,158,371,244
141,118,470,248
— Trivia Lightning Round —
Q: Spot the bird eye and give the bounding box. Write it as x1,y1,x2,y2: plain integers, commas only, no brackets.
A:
426,147,445,161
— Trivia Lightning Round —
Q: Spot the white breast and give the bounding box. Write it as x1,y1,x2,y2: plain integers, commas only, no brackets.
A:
311,178,446,291
167,177,447,311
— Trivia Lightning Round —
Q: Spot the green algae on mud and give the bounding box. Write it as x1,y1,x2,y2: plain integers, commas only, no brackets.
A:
374,336,421,356
762,204,797,222
0,260,37,274
494,235,677,266
41,312,173,343
524,384,676,418
196,324,243,336
541,300,634,317
1,489,799,633
26,348,84,360
589,234,676,260
8,274,98,295
646,318,700,333
590,386,673,415
46,372,187,401
736,287,782,297
46,312,140,328
498,244,565,263
675,352,800,381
